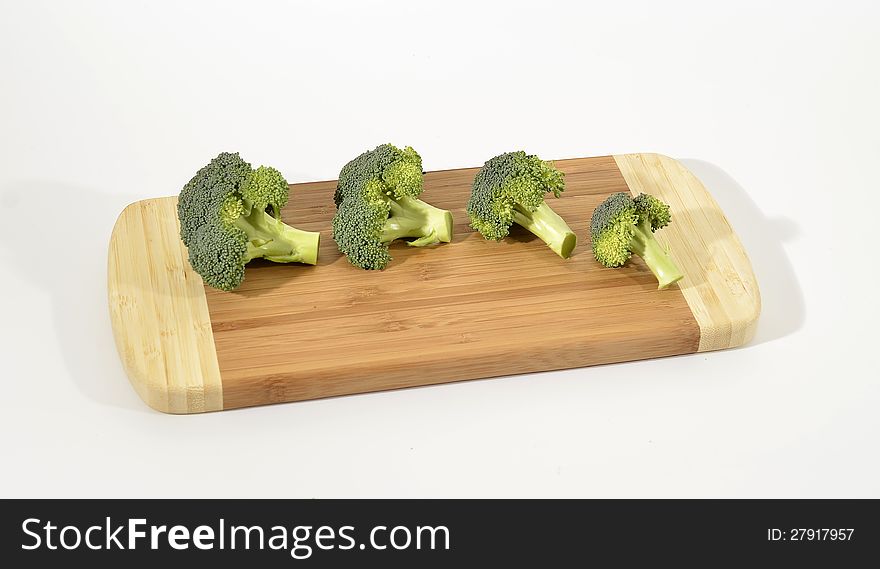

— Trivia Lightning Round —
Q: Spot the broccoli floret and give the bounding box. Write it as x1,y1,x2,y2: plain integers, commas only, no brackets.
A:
590,192,683,289
177,152,320,291
466,151,576,258
331,144,453,270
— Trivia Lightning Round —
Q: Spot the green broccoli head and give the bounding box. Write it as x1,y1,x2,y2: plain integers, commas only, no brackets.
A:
241,165,290,218
177,152,320,291
467,151,575,258
633,192,672,231
590,192,683,289
177,153,252,290
589,192,639,267
332,144,453,270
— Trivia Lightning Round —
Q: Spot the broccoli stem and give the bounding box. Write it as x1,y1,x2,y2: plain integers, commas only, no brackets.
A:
381,196,454,247
235,207,320,265
512,202,577,259
630,219,683,289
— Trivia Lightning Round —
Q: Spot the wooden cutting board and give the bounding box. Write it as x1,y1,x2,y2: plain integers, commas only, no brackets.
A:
108,153,760,413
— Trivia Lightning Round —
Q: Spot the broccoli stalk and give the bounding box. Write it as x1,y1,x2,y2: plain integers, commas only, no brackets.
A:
381,196,454,246
629,217,681,289
511,201,577,259
467,151,576,259
590,192,683,289
233,202,320,264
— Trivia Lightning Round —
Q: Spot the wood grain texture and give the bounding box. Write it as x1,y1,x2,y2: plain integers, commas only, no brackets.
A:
613,154,761,351
108,198,222,413
107,154,759,413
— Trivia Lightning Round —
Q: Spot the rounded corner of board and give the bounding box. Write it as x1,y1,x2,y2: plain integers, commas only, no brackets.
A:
612,152,762,354
110,197,175,235
695,297,762,352
110,332,222,415
107,195,223,415
116,365,185,415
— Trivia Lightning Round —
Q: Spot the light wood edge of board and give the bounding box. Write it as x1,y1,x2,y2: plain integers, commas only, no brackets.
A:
107,197,223,414
613,153,761,351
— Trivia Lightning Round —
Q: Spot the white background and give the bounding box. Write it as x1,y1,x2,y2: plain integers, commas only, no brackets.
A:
0,0,877,497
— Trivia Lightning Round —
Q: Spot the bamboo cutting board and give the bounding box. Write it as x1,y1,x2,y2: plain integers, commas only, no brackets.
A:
108,154,760,413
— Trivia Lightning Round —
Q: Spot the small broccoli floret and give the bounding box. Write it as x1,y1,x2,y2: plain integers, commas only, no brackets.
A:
466,151,576,258
241,165,291,220
590,192,683,289
177,152,320,291
332,144,453,270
